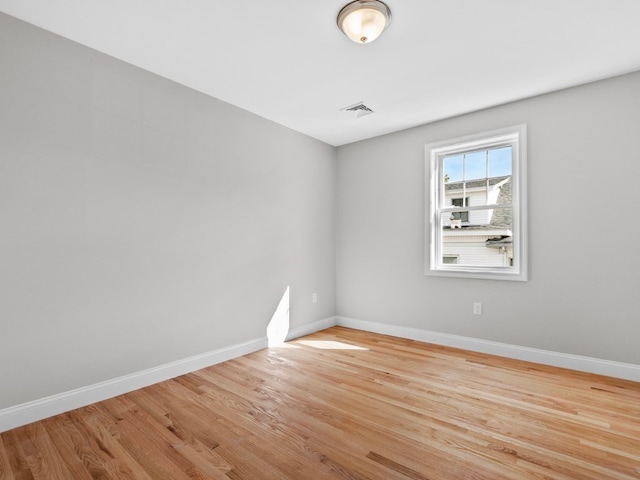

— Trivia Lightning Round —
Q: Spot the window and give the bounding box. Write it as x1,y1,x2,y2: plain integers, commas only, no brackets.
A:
451,211,468,222
442,255,459,264
425,125,527,281
450,198,469,223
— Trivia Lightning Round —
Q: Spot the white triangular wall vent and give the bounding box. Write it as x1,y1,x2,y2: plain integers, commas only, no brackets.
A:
341,102,375,118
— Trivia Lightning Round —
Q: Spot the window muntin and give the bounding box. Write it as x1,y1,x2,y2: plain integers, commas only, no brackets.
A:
426,125,527,281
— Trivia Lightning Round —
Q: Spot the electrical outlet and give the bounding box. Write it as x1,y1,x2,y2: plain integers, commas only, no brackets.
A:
473,302,482,315
312,293,318,303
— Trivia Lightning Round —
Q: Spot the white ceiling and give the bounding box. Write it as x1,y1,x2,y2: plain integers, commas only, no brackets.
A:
1,1,640,146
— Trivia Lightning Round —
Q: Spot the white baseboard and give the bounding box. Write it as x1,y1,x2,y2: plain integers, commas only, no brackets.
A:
0,337,267,433
286,316,338,341
336,316,640,383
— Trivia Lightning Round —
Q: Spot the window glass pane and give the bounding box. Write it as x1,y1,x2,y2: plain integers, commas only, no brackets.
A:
452,211,469,222
464,150,487,181
440,208,513,267
443,154,463,183
451,197,467,207
488,146,512,177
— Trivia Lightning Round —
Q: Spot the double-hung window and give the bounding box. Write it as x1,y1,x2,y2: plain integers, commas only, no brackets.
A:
426,125,527,281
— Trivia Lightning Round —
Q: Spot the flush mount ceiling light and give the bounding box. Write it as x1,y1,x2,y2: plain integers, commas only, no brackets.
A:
337,0,392,44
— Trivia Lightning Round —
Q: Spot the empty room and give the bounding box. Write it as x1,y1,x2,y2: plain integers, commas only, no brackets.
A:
1,1,639,479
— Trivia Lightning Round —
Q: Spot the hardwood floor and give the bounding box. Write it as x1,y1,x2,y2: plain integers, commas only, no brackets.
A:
2,326,640,479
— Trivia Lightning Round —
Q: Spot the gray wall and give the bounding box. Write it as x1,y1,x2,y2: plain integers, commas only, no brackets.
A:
0,13,336,410
337,71,640,365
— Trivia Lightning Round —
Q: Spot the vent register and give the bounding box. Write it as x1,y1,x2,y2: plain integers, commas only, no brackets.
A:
340,102,375,118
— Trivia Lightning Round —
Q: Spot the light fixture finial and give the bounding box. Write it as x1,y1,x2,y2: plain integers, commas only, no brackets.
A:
337,0,392,45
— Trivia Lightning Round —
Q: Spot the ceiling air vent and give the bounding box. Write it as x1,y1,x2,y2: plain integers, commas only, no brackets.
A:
341,102,375,118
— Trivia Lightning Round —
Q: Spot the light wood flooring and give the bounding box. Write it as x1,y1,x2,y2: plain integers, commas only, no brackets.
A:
1,326,640,479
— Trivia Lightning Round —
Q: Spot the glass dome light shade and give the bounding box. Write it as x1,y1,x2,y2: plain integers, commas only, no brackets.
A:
337,0,391,44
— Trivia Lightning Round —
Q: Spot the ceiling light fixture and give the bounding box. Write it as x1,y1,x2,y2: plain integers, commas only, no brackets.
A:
337,0,392,44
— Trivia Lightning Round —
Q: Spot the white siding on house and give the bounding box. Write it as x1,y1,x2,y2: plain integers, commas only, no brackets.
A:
443,189,494,226
441,207,496,227
442,235,510,266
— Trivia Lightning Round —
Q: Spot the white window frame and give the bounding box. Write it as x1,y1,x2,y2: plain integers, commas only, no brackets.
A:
425,125,527,281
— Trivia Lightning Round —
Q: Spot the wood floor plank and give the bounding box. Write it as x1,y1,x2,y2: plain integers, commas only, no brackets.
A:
2,428,36,480
39,416,96,480
2,326,640,479
99,396,199,480
19,421,75,480
149,380,306,480
0,435,16,480
76,405,157,480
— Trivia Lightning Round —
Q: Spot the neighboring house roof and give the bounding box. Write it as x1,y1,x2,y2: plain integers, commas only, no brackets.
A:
445,175,511,191
486,236,513,245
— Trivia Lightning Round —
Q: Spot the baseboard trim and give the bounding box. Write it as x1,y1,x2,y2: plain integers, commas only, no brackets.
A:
286,316,338,341
0,337,267,433
336,316,640,383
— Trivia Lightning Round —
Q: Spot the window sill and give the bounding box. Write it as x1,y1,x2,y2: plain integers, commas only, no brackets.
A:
425,266,527,282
